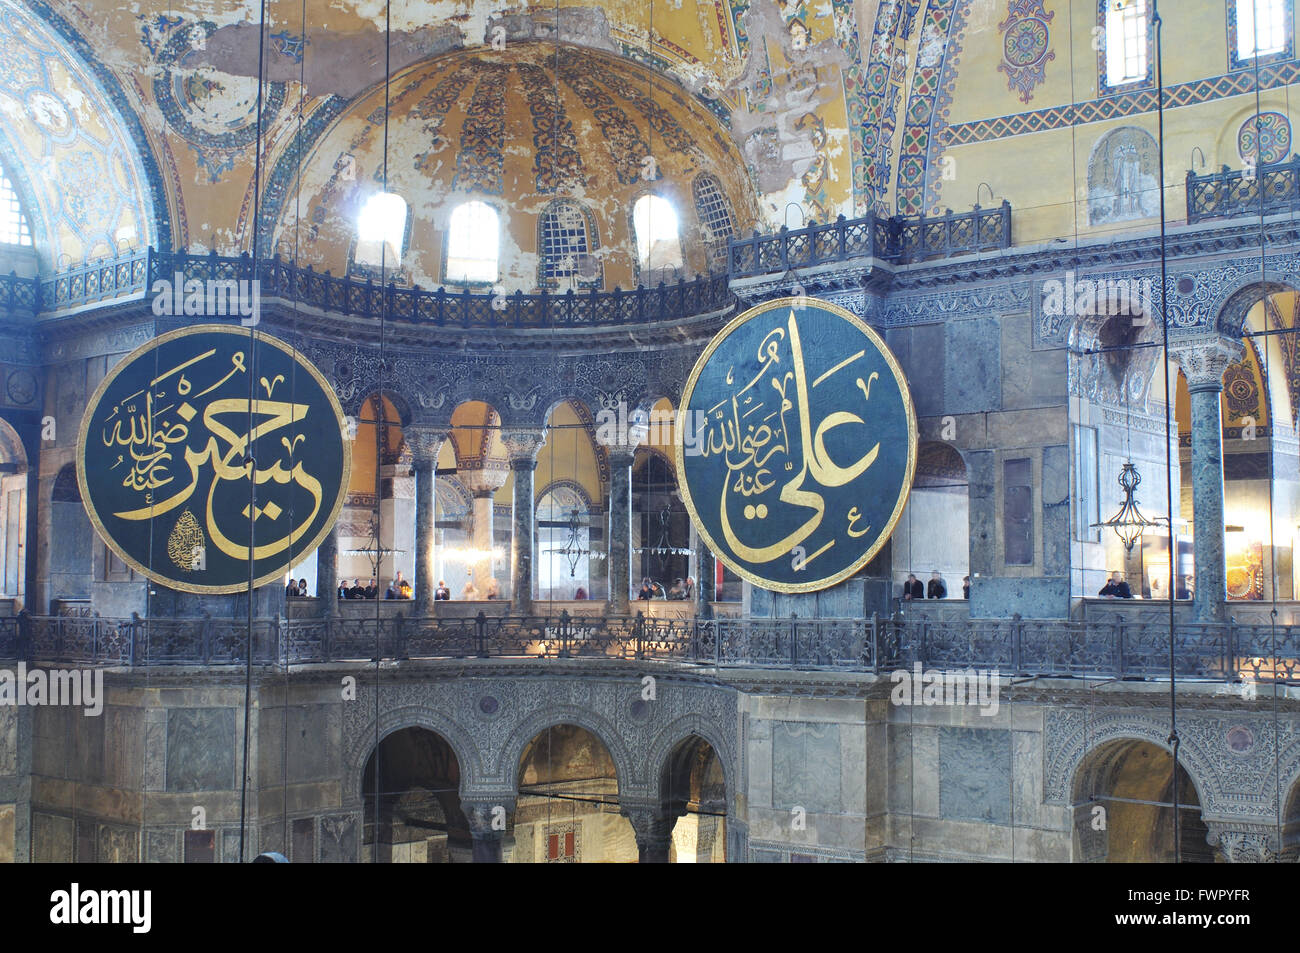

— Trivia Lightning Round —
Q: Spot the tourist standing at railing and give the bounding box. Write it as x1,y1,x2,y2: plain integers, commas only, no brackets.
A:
1099,572,1133,599
435,579,451,600
365,577,378,599
902,574,923,601
574,586,587,600
962,576,970,600
297,578,308,598
483,576,500,599
347,579,366,599
638,577,657,600
285,578,298,599
927,572,946,599
462,573,478,600
338,580,349,600
684,576,695,601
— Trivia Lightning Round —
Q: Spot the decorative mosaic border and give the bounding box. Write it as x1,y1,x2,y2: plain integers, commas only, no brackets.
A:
943,58,1300,146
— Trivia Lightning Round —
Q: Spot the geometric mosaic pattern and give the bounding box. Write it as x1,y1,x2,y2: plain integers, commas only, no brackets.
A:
997,0,1054,104
945,60,1300,146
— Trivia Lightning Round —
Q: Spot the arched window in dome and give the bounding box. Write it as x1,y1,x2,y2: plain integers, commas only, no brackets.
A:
539,201,601,290
1101,0,1151,92
445,200,500,284
692,174,734,271
0,164,32,247
631,194,682,280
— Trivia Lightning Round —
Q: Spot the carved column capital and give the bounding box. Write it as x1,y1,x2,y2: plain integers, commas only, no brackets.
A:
405,427,449,467
459,464,510,496
1205,822,1282,863
1168,333,1245,391
501,427,547,468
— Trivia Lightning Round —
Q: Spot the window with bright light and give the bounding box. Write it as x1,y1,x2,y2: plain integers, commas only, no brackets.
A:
1104,0,1149,88
0,167,32,247
1237,0,1288,58
540,201,597,288
631,194,682,275
446,200,499,284
355,191,407,268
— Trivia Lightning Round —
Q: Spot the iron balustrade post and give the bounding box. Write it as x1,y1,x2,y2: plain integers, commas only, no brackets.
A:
790,613,799,667
635,610,645,660
869,611,879,674
476,610,487,658
559,608,571,658
1226,618,1237,681
393,612,407,660
1117,615,1127,680
130,613,143,666
1012,612,1022,674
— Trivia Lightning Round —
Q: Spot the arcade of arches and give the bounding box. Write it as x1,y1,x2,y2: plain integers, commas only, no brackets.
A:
4,0,1300,866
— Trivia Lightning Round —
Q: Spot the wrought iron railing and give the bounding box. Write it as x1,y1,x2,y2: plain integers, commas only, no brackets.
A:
1,247,737,327
1186,155,1300,223
1,610,1296,684
726,201,1013,278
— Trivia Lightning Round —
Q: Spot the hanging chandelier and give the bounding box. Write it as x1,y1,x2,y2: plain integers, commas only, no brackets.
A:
1093,461,1164,552
543,509,604,577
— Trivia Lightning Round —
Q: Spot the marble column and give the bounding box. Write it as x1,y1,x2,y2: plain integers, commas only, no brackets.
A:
606,448,637,614
1170,333,1244,623
459,466,510,598
694,534,715,619
502,429,547,615
317,525,339,617
462,797,513,863
406,429,446,616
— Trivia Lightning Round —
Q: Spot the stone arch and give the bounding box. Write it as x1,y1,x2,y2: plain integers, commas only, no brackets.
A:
343,386,415,426
497,706,637,794
648,715,735,805
1283,773,1300,861
1045,711,1221,812
1212,272,1300,338
343,706,484,808
1069,736,1212,862
0,0,170,263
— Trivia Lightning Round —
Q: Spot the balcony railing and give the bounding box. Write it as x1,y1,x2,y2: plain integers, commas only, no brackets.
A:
2,610,1295,684
1186,155,1300,223
1,247,737,327
727,201,1013,278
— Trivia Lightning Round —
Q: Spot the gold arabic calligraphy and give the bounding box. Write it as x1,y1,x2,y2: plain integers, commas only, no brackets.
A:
98,346,324,564
700,309,880,567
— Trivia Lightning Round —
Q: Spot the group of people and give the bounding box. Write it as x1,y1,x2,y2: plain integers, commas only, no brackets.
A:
636,576,695,600
337,573,413,600
901,572,970,601
286,578,310,598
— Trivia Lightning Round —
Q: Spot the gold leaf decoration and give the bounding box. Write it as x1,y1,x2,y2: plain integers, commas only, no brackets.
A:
167,509,205,572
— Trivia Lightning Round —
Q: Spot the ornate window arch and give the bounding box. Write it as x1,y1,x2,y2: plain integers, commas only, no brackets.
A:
537,200,601,290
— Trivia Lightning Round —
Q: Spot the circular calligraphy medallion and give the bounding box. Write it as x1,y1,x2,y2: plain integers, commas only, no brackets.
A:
76,326,351,594
676,297,916,594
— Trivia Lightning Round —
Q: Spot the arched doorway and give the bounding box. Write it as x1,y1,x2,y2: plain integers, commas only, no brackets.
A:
661,735,727,863
1071,739,1211,862
631,450,691,597
361,727,469,862
446,400,509,600
535,399,606,603
0,418,27,607
892,441,967,601
512,724,635,862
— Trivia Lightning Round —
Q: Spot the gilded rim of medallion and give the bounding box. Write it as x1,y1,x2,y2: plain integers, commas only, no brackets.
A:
76,324,353,595
674,296,917,595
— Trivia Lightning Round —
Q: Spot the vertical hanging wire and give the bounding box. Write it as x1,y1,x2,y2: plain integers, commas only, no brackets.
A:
239,0,270,864
370,0,395,864
277,0,311,856
1248,0,1287,859
1148,0,1184,862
